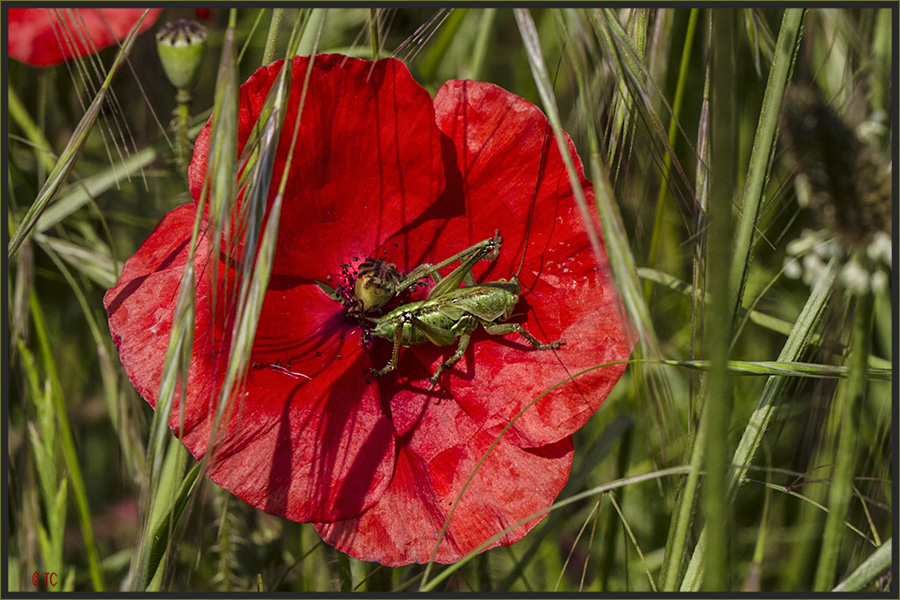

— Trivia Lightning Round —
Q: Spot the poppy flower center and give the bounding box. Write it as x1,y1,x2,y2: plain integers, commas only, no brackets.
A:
353,257,403,313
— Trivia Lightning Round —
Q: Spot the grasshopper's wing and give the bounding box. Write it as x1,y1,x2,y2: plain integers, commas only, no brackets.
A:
408,315,458,347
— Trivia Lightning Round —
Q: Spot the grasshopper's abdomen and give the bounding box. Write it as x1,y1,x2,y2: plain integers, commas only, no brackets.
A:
371,299,461,347
443,280,520,322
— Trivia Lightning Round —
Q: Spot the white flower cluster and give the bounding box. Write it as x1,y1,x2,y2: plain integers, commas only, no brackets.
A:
784,229,892,294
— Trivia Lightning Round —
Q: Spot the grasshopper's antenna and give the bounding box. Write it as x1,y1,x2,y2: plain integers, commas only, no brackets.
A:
517,44,566,280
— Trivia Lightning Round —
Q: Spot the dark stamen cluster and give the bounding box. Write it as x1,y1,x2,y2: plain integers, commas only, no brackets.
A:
336,257,415,348
336,259,365,317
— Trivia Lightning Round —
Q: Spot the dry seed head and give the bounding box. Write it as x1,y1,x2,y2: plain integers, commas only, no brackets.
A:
780,85,891,251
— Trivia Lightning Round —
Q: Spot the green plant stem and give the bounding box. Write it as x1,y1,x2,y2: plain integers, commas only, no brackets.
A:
263,9,284,66
700,8,738,590
814,290,874,590
174,96,191,174
368,8,383,60
468,8,496,81
661,416,706,591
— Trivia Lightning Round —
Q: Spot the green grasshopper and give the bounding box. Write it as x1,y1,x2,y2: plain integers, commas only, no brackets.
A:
366,230,564,388
347,234,503,317
316,233,502,319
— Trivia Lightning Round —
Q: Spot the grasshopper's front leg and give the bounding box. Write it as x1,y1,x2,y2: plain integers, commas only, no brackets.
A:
482,322,565,350
370,316,406,377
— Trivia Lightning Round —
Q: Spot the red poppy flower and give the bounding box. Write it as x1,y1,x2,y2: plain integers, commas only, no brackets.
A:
105,54,632,566
8,8,162,67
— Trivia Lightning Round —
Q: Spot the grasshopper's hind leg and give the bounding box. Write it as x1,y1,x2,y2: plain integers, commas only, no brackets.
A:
428,331,472,389
483,323,564,350
426,314,481,389
403,232,502,298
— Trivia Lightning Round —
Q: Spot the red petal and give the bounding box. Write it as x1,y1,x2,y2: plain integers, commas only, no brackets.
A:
372,80,632,448
187,54,446,281
8,8,161,66
316,396,573,566
104,205,395,522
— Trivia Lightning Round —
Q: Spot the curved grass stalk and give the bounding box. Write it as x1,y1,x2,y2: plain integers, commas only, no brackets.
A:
421,464,693,591
8,9,154,261
553,497,602,591
419,359,633,589
609,492,658,591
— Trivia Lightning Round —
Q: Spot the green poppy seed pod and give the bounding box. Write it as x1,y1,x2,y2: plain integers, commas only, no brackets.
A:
156,19,207,93
354,257,403,313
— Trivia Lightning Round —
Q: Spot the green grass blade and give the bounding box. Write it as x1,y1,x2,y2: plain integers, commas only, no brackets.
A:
134,10,241,588
35,121,207,235
728,8,806,321
496,414,634,589
423,465,693,591
644,8,699,301
7,86,57,174
832,538,892,592
659,359,890,382
638,266,891,369
468,8,496,80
